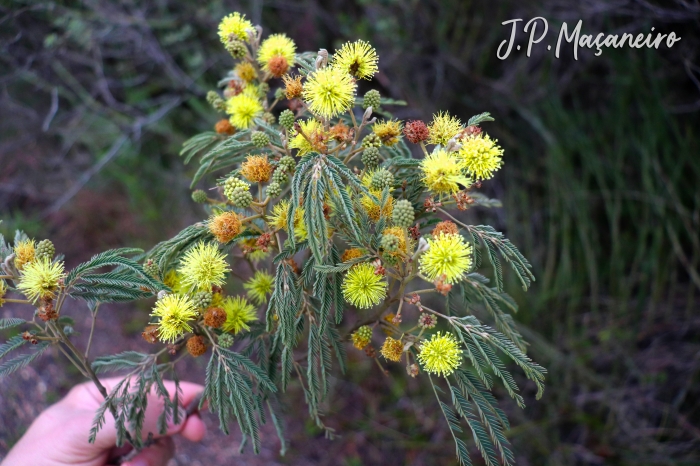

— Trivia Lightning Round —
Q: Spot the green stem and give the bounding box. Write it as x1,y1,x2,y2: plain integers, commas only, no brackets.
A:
3,298,30,304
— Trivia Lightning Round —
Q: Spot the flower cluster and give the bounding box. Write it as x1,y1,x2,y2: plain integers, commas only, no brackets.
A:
0,12,539,466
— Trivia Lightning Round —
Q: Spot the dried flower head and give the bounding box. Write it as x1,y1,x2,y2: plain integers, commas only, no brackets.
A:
208,211,243,244
187,335,207,357
14,239,36,272
282,74,303,100
428,111,463,146
303,66,356,119
329,121,353,143
150,294,198,343
215,119,236,135
177,241,230,291
403,120,430,144
141,325,159,344
17,258,64,303
457,134,504,180
373,120,403,146
244,270,274,306
203,307,227,328
226,93,263,129
258,34,296,77
218,12,253,44
332,40,379,80
432,220,459,237
418,332,462,377
342,263,387,309
420,233,472,284
341,248,364,262
222,296,258,334
421,149,472,195
241,155,273,183
380,337,403,362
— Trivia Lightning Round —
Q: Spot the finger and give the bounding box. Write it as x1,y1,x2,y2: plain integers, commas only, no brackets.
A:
63,378,204,449
123,437,174,466
179,414,206,442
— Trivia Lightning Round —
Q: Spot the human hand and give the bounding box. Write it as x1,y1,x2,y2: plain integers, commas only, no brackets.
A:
2,377,206,466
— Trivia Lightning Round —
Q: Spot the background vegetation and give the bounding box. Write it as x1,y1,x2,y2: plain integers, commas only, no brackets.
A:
1,0,698,464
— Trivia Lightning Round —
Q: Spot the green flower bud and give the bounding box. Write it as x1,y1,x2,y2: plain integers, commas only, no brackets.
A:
362,89,381,110
392,199,415,228
370,169,394,191
279,110,295,130
251,131,270,148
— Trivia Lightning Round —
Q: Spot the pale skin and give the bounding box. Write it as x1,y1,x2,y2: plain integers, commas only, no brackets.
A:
2,378,206,466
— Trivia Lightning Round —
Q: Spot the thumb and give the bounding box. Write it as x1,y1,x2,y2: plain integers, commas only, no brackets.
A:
122,436,175,466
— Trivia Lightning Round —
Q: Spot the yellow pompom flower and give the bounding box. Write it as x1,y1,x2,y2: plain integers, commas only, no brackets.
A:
226,93,263,129
380,337,404,362
16,257,64,303
303,66,356,119
150,294,198,343
218,12,254,43
235,62,257,82
289,119,326,156
257,34,296,74
14,239,36,272
222,296,258,334
457,134,504,180
244,270,274,306
420,149,472,195
267,200,308,241
163,270,185,294
332,39,379,80
342,263,387,309
372,119,403,146
360,190,394,222
428,111,463,146
419,233,472,284
177,241,230,291
418,332,462,377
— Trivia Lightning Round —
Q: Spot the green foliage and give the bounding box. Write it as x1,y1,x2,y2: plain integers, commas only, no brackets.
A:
66,248,166,304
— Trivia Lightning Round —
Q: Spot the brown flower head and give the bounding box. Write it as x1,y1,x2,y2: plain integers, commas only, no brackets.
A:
208,211,242,244
224,79,245,98
282,74,303,100
403,120,430,144
268,56,290,78
329,121,353,143
460,125,482,139
142,325,160,344
204,307,227,328
432,220,459,237
215,119,236,135
187,335,207,357
241,155,273,183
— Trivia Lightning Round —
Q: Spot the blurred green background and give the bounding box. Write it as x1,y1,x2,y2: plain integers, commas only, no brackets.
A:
1,1,699,464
